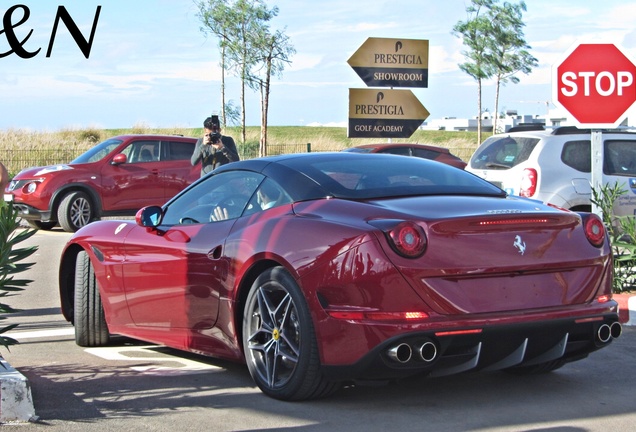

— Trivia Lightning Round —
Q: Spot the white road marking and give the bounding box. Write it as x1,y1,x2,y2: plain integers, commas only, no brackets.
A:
5,328,74,340
5,328,221,375
85,346,222,375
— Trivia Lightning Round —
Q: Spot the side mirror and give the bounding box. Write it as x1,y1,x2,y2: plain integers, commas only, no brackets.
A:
111,153,127,165
135,206,163,228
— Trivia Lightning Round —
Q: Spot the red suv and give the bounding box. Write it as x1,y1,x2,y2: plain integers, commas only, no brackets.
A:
4,135,199,232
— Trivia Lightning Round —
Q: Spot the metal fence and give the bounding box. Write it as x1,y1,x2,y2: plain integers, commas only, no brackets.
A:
1,143,314,176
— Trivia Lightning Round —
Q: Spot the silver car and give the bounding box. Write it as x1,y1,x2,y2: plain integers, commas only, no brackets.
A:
466,125,636,218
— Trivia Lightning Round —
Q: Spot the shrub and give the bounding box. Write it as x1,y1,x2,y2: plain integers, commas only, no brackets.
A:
0,202,38,349
77,128,103,143
591,182,636,293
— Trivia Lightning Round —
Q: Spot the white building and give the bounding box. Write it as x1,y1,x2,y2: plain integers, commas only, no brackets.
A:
422,107,633,133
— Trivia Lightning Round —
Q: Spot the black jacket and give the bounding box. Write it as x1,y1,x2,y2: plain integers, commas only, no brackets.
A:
191,135,239,176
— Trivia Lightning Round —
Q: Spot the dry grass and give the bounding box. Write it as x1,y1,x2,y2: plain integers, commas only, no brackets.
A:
0,126,484,177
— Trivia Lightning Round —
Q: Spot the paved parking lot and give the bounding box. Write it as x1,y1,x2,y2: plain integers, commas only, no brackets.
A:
1,229,635,430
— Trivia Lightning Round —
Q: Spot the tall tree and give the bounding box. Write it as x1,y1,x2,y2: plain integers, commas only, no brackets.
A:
195,0,233,127
488,1,537,133
248,29,295,157
223,0,277,144
452,0,496,145
196,0,277,142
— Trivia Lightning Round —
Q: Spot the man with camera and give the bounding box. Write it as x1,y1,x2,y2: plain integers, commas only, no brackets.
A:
191,115,239,176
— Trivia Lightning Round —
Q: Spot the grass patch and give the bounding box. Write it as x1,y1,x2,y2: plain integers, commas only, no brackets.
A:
0,126,487,177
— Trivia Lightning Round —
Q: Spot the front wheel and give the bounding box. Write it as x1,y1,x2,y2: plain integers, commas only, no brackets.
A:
242,267,339,400
58,191,94,232
74,250,110,347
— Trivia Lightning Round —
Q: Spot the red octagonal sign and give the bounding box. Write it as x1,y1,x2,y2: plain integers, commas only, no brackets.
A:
553,43,636,128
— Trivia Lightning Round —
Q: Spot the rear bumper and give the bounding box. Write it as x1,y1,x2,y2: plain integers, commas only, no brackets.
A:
320,309,620,383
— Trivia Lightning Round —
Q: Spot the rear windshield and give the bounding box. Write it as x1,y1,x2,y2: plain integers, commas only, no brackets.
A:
280,154,504,199
470,136,540,169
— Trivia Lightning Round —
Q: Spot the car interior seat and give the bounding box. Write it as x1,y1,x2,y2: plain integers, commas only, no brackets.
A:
357,175,390,189
140,148,154,162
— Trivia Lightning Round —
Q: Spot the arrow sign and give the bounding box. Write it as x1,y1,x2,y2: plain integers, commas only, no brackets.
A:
348,38,429,88
348,88,430,138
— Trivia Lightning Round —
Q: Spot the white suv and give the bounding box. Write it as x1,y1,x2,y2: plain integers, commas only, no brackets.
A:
466,126,636,217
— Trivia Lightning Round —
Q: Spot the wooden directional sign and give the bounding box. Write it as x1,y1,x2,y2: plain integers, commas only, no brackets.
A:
348,38,429,88
348,88,430,138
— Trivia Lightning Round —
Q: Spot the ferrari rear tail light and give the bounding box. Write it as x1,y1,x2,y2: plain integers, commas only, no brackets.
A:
583,213,605,247
369,219,427,258
520,168,537,197
388,221,427,258
596,295,611,303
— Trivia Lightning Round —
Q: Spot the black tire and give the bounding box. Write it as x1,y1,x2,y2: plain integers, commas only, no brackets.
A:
243,267,339,401
58,191,94,232
504,359,566,375
27,220,57,230
74,250,110,347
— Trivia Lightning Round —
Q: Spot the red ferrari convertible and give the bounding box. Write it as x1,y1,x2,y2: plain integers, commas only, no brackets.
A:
58,152,621,400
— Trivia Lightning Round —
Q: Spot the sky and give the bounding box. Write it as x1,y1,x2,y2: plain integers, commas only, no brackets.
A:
2,0,636,131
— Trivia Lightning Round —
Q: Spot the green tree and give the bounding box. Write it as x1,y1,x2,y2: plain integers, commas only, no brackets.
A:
223,0,278,145
196,0,234,127
452,0,496,146
196,0,292,150
488,1,537,134
248,29,295,157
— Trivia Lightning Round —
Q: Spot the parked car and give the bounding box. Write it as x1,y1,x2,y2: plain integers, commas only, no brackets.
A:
466,126,636,217
4,134,199,232
343,143,467,169
58,152,620,401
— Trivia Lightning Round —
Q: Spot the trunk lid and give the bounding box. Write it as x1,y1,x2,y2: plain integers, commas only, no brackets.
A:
370,195,610,315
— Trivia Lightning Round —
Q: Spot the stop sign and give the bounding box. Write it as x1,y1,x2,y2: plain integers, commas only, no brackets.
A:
553,43,636,128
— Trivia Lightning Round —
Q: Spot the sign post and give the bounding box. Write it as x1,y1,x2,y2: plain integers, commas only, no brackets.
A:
348,88,430,138
347,37,430,139
553,43,636,216
347,37,429,88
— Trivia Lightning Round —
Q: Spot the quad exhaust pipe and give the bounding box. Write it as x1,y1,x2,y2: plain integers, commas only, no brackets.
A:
387,341,438,364
418,341,438,362
597,322,622,343
387,343,412,363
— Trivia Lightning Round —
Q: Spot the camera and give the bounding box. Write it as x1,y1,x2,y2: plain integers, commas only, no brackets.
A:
207,132,221,144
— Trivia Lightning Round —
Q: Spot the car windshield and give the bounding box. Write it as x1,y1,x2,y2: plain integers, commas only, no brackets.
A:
470,135,540,169
71,139,123,164
280,154,504,199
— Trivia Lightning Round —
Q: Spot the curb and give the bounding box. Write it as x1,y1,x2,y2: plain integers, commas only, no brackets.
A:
615,293,636,326
0,357,36,424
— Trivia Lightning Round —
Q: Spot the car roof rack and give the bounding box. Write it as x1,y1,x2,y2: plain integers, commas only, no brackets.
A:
551,126,636,135
551,126,592,135
507,123,545,132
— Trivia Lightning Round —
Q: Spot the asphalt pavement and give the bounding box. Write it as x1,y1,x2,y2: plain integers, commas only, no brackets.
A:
0,231,636,426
